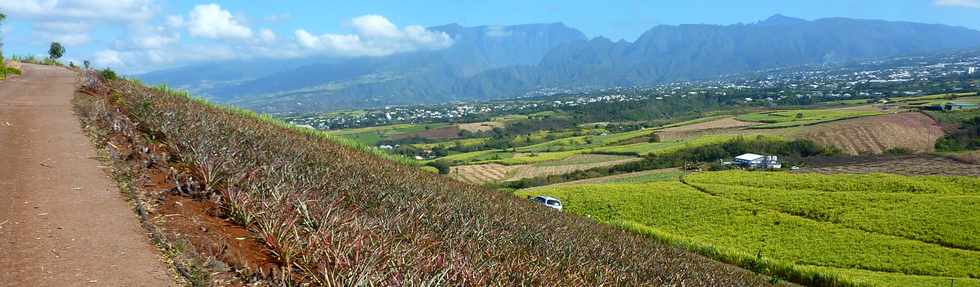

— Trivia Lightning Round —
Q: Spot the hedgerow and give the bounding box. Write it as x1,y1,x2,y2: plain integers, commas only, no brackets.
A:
76,71,768,286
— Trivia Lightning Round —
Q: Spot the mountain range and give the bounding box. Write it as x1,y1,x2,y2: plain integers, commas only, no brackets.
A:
138,15,980,113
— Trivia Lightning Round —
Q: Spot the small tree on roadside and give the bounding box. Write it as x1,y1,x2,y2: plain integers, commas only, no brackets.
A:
83,60,90,69
1,12,6,78
48,42,65,60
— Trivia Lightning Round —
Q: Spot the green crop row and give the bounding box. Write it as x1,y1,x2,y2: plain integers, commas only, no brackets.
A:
517,181,980,285
689,182,980,251
685,170,980,194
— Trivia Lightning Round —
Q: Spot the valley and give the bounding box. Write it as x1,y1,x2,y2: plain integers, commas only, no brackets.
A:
5,4,980,286
313,62,980,286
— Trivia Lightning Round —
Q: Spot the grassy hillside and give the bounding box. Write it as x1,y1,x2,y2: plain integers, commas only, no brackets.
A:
517,171,980,286
74,72,767,285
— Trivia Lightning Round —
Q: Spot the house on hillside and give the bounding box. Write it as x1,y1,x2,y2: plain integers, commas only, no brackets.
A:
733,153,781,169
944,102,979,111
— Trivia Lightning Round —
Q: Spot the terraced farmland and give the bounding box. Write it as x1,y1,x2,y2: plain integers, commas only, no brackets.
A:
517,170,980,286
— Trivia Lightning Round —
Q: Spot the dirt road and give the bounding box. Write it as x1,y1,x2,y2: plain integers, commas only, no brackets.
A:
0,64,172,286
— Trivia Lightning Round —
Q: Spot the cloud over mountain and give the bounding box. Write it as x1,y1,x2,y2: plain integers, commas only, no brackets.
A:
295,15,454,57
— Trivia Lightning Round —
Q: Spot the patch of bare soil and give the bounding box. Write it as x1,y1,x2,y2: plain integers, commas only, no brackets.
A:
796,112,945,155
799,155,980,176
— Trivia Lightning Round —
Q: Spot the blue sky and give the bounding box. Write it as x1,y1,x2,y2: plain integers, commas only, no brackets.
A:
1,0,978,73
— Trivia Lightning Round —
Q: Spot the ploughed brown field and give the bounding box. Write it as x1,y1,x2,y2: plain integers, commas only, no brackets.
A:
801,155,980,177
798,112,945,155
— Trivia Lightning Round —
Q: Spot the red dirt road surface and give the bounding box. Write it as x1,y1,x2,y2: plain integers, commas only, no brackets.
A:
0,64,172,286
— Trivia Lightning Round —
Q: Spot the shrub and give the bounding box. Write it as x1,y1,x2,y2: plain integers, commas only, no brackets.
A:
426,160,451,174
99,68,118,81
935,116,980,152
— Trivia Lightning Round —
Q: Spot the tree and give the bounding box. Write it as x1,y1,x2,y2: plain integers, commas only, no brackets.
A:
426,161,451,175
1,12,6,79
48,42,65,60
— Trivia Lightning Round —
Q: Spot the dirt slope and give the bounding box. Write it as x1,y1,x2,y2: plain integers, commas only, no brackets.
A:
0,64,172,286
797,112,945,155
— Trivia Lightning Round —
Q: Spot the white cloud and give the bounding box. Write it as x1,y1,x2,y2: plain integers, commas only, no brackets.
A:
186,4,252,40
35,21,91,33
134,33,179,49
166,15,185,28
94,49,124,67
935,0,980,8
0,0,155,46
258,29,277,42
263,13,291,23
46,33,91,46
0,0,154,22
294,15,453,57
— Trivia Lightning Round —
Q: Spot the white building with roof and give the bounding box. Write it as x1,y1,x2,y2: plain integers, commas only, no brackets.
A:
733,153,781,169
